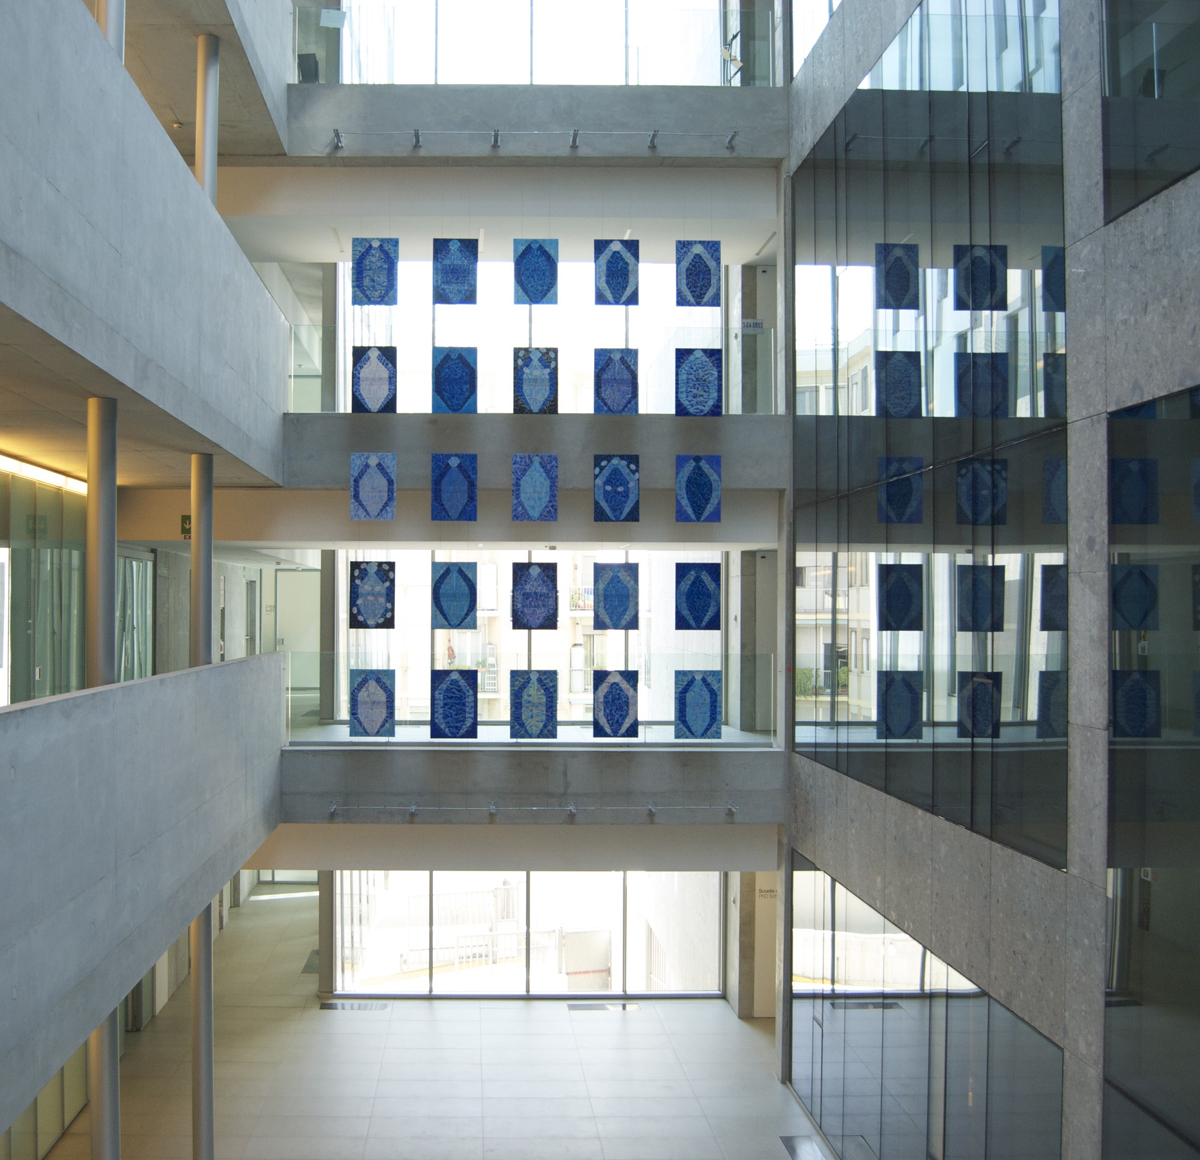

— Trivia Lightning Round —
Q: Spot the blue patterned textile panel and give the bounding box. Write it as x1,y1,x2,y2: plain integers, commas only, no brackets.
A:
1111,458,1158,524
593,670,638,738
878,564,923,632
432,238,477,304
594,455,639,522
431,454,477,522
877,457,924,524
431,562,477,630
512,454,558,522
676,241,721,307
675,349,722,417
1112,670,1160,738
674,670,721,740
1036,671,1068,739
1041,246,1066,313
594,349,639,414
351,238,398,306
594,240,639,305
510,670,558,739
512,562,558,630
349,561,395,629
957,671,1003,738
431,669,478,739
432,347,477,414
956,565,1006,632
1043,354,1067,419
875,351,922,418
675,455,721,523
956,459,1007,525
953,244,1008,310
1111,563,1159,631
1043,458,1067,525
513,239,558,305
351,346,397,413
513,347,558,414
875,243,920,310
1040,564,1068,631
676,563,721,631
350,453,396,521
876,672,923,739
349,669,395,737
593,563,639,630
954,353,1009,418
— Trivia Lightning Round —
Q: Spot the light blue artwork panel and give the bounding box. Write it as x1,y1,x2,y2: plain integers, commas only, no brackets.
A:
432,347,477,414
431,454,477,522
510,670,557,739
878,564,923,631
956,565,1006,633
1041,564,1068,632
349,561,395,629
430,669,477,739
1112,670,1160,738
351,238,398,306
875,243,920,310
957,671,1002,738
1043,457,1067,525
875,351,922,418
431,562,477,630
351,346,397,413
349,669,395,737
432,238,477,304
513,347,558,414
512,454,558,522
676,455,721,523
877,672,923,740
878,457,923,524
1037,671,1067,739
595,239,639,305
512,562,558,630
1112,564,1159,631
594,349,639,414
1111,458,1158,524
956,459,1007,526
350,453,395,521
1042,246,1066,313
676,240,721,307
513,239,558,305
954,353,1009,418
593,670,638,738
953,244,1007,310
676,563,721,631
674,671,722,739
594,455,639,522
675,349,722,417
594,563,639,630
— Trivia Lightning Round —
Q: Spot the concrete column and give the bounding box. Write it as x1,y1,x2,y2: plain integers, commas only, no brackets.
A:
95,0,126,61
320,265,337,412
190,454,213,667
189,906,215,1160
87,1008,121,1160
195,35,220,204
318,870,335,998
86,397,117,689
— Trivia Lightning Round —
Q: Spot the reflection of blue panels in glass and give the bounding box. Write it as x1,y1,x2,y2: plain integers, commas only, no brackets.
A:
953,244,1007,310
432,238,477,304
1037,671,1068,738
431,454,477,522
1041,246,1066,313
1112,564,1159,631
350,453,396,521
878,564,923,631
512,455,558,522
593,670,638,737
594,349,638,414
875,243,920,310
512,562,558,630
875,351,922,418
1111,458,1158,524
957,672,1002,738
1112,401,1157,419
675,349,723,417
1043,457,1067,525
431,562,477,630
674,671,722,739
510,670,557,739
957,565,1006,632
956,460,1007,526
876,671,923,739
1040,564,1068,632
350,561,395,629
954,353,1009,418
431,669,477,739
878,457,924,524
432,347,477,414
676,563,721,631
351,346,397,413
1043,354,1067,419
676,455,721,523
351,238,398,305
594,563,639,630
676,241,721,307
594,455,639,522
595,240,639,305
349,669,395,737
513,347,558,414
1112,670,1160,738
513,239,558,304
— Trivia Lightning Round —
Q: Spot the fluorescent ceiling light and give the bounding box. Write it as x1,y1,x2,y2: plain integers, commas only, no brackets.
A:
0,454,87,494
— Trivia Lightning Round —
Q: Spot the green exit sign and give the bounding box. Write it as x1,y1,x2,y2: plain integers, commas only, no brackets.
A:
181,514,191,539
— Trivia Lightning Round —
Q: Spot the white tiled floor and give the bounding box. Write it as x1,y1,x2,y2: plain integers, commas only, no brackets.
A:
49,886,825,1160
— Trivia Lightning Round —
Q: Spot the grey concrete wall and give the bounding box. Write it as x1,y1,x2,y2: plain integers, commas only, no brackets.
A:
225,0,293,150
0,653,286,1131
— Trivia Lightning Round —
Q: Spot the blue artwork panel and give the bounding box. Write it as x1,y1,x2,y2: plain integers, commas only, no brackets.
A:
595,239,639,305
594,349,639,415
676,455,722,523
1043,354,1067,419
1112,670,1161,738
675,349,723,417
957,671,1002,738
875,350,922,418
1111,458,1159,524
350,452,396,521
875,243,920,311
1041,564,1068,632
431,454,477,522
957,565,1006,632
954,353,1009,418
432,238,478,305
676,241,721,307
593,670,638,738
878,457,924,524
876,671,923,740
513,238,558,305
351,238,398,306
1041,246,1067,313
1037,671,1068,739
512,454,558,522
512,562,558,630
1112,401,1157,419
431,669,478,739
594,454,639,522
432,347,477,414
953,244,1008,310
351,346,397,413
956,459,1008,526
676,563,721,631
1043,457,1067,524
431,562,477,630
349,669,395,737
594,563,639,630
1112,563,1159,631
675,671,722,740
349,561,395,629
510,670,557,739
513,348,558,414
878,564,923,632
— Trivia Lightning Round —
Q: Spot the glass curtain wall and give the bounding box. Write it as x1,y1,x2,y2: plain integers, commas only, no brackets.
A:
116,553,155,681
